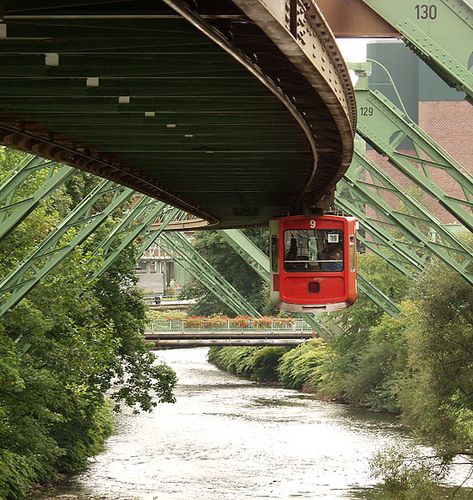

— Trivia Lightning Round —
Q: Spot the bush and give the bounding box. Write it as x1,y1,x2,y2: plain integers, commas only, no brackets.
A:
278,339,331,391
208,346,287,382
370,448,445,499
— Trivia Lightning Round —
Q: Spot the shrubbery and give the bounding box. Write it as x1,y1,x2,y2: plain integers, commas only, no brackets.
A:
208,346,287,382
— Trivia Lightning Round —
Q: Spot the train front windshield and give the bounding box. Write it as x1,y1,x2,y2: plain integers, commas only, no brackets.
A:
284,229,344,272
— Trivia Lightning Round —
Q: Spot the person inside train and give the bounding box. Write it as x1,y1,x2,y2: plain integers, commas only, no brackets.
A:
320,242,343,271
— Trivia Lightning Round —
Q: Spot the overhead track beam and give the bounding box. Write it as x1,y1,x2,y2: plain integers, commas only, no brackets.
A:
359,0,473,101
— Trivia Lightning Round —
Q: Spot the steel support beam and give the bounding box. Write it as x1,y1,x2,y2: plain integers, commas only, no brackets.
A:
354,82,473,231
136,207,184,258
91,197,168,279
220,229,271,282
357,274,401,317
0,180,134,317
336,192,427,275
0,154,74,240
360,0,473,101
341,147,473,284
149,339,306,347
159,231,261,317
352,229,419,279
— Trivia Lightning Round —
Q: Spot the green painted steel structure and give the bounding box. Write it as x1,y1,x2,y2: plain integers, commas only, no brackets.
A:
91,199,179,279
220,229,270,283
339,148,473,284
0,1,471,320
354,70,473,233
0,155,74,240
135,208,183,259
0,179,133,318
159,231,261,318
0,143,468,320
360,0,473,101
0,1,356,228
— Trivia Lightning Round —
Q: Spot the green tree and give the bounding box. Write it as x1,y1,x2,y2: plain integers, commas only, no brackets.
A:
401,244,473,459
320,253,410,404
0,151,177,498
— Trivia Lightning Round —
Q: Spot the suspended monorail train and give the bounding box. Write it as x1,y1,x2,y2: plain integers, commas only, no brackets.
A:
269,215,357,313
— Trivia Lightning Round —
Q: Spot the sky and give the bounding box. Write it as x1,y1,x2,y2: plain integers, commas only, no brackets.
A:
337,38,370,63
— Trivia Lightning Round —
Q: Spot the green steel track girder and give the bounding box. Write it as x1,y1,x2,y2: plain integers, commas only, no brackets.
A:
344,147,473,284
0,179,134,318
360,0,473,100
354,85,473,231
220,229,401,319
91,197,167,279
159,231,260,318
0,2,356,228
0,154,74,240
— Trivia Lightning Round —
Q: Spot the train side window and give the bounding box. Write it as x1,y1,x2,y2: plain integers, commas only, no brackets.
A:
271,236,279,273
349,235,356,272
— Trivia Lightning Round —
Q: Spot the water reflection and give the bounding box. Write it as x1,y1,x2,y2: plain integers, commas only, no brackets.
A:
31,348,468,499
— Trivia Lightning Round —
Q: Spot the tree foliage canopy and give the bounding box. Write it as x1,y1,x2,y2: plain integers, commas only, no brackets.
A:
0,149,176,498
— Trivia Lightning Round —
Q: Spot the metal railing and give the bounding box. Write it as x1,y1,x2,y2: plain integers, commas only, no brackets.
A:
145,318,312,334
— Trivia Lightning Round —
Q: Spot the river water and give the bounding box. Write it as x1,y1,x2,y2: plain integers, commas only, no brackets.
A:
36,348,469,499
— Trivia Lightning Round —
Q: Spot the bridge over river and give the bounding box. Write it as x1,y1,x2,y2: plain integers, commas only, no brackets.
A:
145,318,316,347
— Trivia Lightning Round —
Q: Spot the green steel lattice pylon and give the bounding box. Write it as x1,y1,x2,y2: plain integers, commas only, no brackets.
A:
0,154,74,240
353,79,473,232
159,231,261,318
338,147,473,284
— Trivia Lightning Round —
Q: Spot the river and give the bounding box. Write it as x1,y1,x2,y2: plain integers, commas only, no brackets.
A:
35,348,470,499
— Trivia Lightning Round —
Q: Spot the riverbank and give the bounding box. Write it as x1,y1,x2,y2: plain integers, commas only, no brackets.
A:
208,340,350,403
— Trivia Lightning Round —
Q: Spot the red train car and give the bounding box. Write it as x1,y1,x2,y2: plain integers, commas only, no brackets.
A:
269,215,357,313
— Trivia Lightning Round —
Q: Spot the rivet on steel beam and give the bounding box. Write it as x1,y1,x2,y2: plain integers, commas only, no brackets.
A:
86,77,99,87
0,24,6,39
145,112,156,118
45,53,59,67
118,96,130,104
